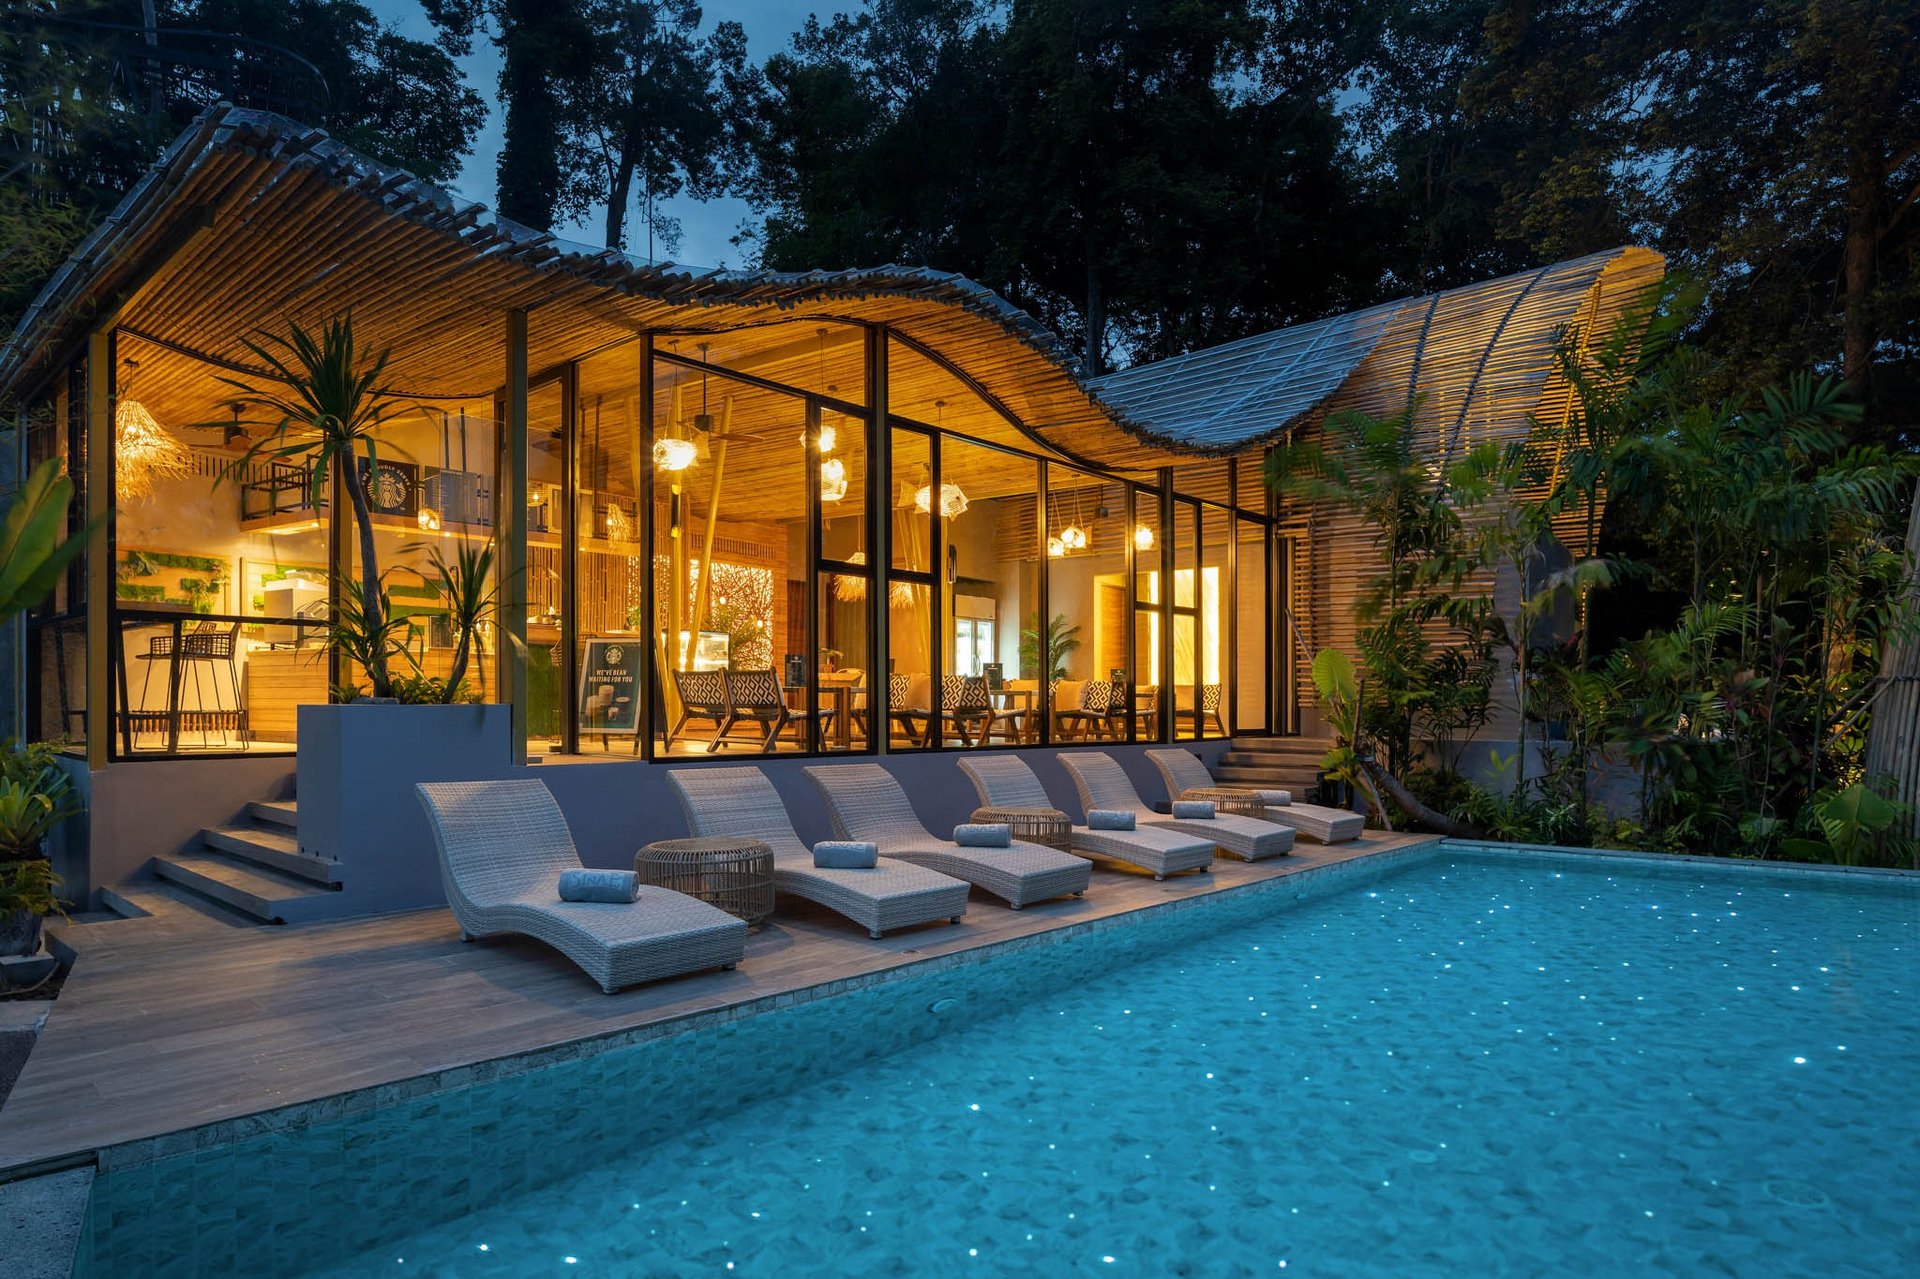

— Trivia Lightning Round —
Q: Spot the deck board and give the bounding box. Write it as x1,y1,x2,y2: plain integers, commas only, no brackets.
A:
0,831,1438,1177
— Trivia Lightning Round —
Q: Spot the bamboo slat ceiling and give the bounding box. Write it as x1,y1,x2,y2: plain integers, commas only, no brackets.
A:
0,103,1661,488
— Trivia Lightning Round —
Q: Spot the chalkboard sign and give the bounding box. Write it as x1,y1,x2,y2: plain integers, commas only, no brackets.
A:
578,639,643,735
784,653,806,689
982,662,1004,692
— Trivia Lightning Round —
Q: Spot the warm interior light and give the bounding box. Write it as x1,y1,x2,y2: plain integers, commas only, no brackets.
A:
262,519,323,536
115,398,196,500
1133,523,1154,551
820,456,848,502
1060,523,1088,550
1047,535,1066,558
654,437,698,471
800,423,838,453
418,506,442,532
914,482,969,519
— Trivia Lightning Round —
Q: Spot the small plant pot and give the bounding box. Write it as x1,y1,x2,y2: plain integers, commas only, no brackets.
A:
1316,771,1353,810
0,906,43,959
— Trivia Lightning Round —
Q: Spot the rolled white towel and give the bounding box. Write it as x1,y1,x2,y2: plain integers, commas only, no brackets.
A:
558,868,641,903
1171,799,1217,820
953,823,1012,847
814,840,879,869
1254,788,1292,806
1086,809,1136,831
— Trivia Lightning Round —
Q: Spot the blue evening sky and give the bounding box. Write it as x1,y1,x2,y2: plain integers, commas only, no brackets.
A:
372,1,826,269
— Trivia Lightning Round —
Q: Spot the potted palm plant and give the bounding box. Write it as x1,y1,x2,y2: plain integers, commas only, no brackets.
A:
1019,613,1082,681
222,316,405,699
217,318,511,910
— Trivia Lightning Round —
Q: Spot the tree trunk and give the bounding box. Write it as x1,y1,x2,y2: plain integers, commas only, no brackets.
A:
1841,154,1880,401
496,1,565,232
1362,756,1489,840
343,454,390,699
1083,232,1106,376
605,141,636,250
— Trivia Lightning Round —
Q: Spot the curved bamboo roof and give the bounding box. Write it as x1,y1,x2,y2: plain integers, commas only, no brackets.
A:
0,104,1661,478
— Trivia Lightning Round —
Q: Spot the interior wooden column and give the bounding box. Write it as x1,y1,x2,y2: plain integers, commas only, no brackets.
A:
501,310,529,763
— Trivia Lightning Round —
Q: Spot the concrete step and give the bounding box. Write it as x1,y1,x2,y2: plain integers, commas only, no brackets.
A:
202,825,340,886
99,880,264,929
1217,765,1321,783
247,799,298,830
152,853,335,925
1227,737,1333,757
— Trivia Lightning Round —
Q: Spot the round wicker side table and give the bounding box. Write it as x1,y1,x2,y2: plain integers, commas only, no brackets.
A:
969,805,1072,853
1177,788,1270,820
635,836,776,927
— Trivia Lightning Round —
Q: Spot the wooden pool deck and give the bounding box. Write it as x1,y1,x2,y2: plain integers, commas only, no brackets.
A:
0,831,1439,1180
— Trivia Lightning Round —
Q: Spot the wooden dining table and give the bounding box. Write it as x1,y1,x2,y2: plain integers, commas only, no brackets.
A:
788,683,866,749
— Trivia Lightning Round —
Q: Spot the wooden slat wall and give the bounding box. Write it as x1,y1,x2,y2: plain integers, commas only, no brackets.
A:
1272,248,1666,740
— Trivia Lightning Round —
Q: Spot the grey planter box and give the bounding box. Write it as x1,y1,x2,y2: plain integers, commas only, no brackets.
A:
296,703,514,915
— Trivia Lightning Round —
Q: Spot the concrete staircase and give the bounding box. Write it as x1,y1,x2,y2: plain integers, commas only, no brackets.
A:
150,798,342,925
1217,736,1335,801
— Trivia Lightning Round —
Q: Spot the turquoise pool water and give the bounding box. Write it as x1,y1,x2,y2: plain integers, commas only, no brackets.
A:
81,848,1919,1276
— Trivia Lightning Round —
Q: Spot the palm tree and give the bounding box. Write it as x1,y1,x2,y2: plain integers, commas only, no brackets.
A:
220,317,406,699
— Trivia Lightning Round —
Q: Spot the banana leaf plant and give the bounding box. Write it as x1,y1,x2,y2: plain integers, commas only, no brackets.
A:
217,316,406,699
0,456,106,622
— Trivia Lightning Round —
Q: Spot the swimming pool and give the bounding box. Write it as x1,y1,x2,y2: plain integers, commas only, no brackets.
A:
78,846,1918,1276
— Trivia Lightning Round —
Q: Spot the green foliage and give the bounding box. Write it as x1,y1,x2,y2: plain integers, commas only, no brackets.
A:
1271,404,1502,776
737,0,1379,371
423,540,497,704
0,456,105,622
0,737,77,922
1018,613,1081,682
0,2,482,339
1781,783,1916,867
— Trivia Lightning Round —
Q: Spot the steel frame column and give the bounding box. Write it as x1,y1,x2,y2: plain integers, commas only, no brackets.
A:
501,310,530,763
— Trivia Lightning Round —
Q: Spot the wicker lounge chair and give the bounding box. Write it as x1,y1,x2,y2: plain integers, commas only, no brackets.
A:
416,780,746,993
1057,751,1295,861
804,763,1092,909
666,765,970,939
956,754,1213,881
1145,748,1364,844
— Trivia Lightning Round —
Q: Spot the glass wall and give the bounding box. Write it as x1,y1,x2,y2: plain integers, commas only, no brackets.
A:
1047,465,1133,741
651,349,827,755
67,321,1276,761
887,427,934,747
107,333,354,755
1196,504,1232,738
938,436,1038,746
574,347,645,755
